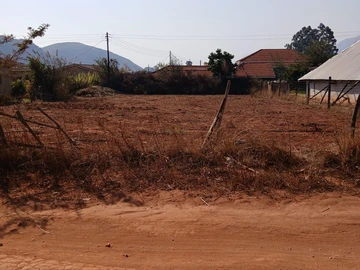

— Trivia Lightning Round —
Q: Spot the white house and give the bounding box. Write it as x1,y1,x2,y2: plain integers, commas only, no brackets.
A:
299,41,360,104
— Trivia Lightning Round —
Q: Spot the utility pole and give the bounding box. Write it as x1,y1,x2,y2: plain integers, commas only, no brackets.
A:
106,32,110,78
169,51,172,65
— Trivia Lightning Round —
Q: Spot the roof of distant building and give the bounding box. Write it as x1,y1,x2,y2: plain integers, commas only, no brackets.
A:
236,49,304,79
299,41,360,81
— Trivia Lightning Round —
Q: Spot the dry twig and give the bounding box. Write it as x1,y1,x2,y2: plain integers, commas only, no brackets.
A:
200,197,210,207
36,225,52,235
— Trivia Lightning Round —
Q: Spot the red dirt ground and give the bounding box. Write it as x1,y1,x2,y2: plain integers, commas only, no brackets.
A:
0,94,354,151
1,94,359,269
1,192,360,269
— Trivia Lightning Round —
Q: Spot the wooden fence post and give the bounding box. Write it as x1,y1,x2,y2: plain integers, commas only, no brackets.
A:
351,95,360,138
306,81,310,104
201,80,231,149
328,76,332,109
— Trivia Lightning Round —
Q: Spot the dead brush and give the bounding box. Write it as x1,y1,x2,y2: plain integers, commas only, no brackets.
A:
200,135,332,195
211,133,306,171
104,123,333,195
1,104,356,206
324,130,360,174
0,123,119,208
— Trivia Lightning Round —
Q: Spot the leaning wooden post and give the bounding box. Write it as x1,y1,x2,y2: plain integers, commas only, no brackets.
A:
16,111,43,146
351,95,360,138
328,76,332,109
201,80,231,150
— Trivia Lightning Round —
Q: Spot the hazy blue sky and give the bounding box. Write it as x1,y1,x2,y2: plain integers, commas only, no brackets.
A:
2,0,360,68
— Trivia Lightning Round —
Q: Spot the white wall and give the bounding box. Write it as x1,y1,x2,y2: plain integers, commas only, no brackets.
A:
309,81,360,103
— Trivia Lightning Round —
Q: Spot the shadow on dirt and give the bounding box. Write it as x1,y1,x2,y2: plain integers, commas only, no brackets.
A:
0,176,144,215
0,179,143,239
0,213,50,239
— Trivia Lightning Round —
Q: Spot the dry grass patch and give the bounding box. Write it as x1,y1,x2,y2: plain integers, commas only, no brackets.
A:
1,94,360,209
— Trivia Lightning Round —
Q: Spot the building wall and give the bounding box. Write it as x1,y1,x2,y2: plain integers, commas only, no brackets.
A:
0,68,31,96
0,75,12,95
309,81,360,103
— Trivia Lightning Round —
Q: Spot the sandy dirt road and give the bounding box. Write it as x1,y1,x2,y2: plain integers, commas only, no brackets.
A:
1,192,359,270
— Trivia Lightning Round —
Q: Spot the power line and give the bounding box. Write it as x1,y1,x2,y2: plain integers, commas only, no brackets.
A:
68,39,104,62
110,39,165,56
41,36,103,40
9,30,360,43
30,34,104,37
110,38,167,57
110,36,168,54
171,52,188,61
112,36,291,41
159,55,169,64
109,31,360,41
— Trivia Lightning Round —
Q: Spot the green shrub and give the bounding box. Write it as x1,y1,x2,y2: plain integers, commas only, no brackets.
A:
10,79,26,99
28,55,68,101
67,72,101,93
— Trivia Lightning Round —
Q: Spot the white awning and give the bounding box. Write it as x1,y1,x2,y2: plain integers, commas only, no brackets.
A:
299,41,360,81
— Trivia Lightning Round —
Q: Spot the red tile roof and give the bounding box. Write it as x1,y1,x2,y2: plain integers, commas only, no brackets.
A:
152,65,212,77
236,63,276,79
237,49,303,63
235,49,305,79
181,65,213,76
153,49,304,80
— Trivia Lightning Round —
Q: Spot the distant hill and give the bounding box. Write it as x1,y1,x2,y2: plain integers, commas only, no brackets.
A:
0,38,142,71
43,42,142,71
337,35,360,52
0,36,44,63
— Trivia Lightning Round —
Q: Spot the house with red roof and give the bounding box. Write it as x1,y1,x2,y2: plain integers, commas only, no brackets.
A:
153,49,304,82
235,49,304,80
152,64,212,78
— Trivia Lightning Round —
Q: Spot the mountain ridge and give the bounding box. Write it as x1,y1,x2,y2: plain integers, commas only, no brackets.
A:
0,37,44,63
43,42,142,71
0,38,142,71
337,35,360,52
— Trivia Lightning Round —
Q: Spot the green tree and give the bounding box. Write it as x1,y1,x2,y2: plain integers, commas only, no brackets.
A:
303,41,337,67
154,62,167,71
10,79,26,99
284,62,310,83
285,23,338,66
274,60,310,92
28,53,67,101
274,61,309,82
95,58,120,85
207,49,237,82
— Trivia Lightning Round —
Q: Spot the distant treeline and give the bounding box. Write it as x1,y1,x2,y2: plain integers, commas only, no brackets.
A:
103,70,257,95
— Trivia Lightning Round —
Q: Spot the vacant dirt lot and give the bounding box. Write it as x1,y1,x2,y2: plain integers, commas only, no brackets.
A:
0,93,354,151
1,94,360,269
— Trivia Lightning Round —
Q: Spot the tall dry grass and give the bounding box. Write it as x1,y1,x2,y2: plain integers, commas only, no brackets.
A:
1,113,358,207
323,129,360,176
